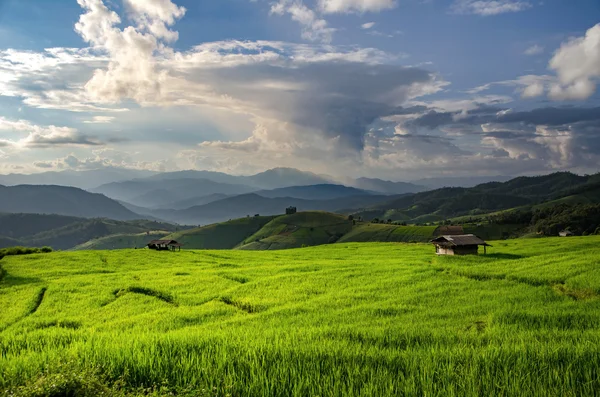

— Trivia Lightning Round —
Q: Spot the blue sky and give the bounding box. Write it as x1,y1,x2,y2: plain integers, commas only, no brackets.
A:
0,0,598,180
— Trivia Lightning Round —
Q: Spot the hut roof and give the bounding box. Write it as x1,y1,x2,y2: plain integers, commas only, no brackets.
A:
430,234,490,247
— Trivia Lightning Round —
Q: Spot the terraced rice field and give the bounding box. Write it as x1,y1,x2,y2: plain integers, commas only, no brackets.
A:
1,237,600,396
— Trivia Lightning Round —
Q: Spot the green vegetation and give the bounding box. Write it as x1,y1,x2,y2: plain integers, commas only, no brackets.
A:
0,214,183,250
238,212,353,249
165,216,277,249
352,172,600,224
338,223,437,243
0,246,52,260
1,237,600,395
72,231,170,251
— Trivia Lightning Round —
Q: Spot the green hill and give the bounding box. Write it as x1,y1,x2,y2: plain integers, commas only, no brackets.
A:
164,216,278,249
72,231,170,251
338,224,437,243
0,214,181,250
352,172,600,223
238,211,353,250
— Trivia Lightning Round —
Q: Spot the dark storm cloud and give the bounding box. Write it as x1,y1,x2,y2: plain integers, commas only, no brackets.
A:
184,61,439,150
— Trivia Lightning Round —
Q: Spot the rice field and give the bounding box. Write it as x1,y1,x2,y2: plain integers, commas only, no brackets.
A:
1,237,600,396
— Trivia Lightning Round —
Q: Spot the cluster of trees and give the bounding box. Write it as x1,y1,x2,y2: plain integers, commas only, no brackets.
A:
0,246,52,260
489,204,600,236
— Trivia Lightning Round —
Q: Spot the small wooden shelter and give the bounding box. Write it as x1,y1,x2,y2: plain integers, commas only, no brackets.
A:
430,234,490,256
147,239,183,251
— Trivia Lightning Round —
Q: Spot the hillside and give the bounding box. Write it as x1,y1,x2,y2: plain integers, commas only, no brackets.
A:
2,238,600,395
164,216,278,249
352,172,600,222
255,184,374,200
351,177,426,194
72,231,170,251
237,212,353,250
0,214,181,250
0,185,143,221
337,224,438,243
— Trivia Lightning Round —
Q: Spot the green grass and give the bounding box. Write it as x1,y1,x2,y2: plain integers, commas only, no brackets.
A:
338,223,437,243
72,231,170,250
238,211,353,250
2,237,600,395
164,216,277,249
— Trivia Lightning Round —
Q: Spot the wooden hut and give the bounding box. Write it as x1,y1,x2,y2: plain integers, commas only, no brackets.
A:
430,234,490,256
147,240,183,251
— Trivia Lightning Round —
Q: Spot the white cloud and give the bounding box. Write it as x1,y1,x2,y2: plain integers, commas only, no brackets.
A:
546,23,600,100
451,0,532,16
361,22,376,29
466,75,555,98
0,117,103,148
270,1,335,43
319,0,396,14
524,44,544,55
84,116,116,124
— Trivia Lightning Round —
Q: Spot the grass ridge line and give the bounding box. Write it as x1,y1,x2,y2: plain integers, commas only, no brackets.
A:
113,286,178,306
28,287,47,315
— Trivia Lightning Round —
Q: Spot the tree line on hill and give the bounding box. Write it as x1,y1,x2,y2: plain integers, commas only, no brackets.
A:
478,204,600,236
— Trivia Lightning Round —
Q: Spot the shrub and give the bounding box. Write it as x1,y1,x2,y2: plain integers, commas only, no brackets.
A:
0,246,53,258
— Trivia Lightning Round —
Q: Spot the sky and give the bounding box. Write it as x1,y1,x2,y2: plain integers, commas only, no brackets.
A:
0,0,598,181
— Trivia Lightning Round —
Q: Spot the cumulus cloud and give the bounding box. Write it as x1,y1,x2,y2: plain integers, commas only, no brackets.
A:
361,22,376,29
451,0,532,16
319,0,396,14
546,23,600,100
75,0,186,104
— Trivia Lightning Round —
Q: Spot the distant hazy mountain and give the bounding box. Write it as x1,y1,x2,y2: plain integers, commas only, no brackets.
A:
245,168,333,189
0,168,155,189
256,184,374,200
155,193,395,225
0,185,144,220
156,193,231,210
143,170,247,186
351,178,427,194
92,178,255,207
114,167,333,190
411,175,514,189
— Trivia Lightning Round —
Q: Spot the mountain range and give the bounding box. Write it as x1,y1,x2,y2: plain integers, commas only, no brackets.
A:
0,171,599,251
